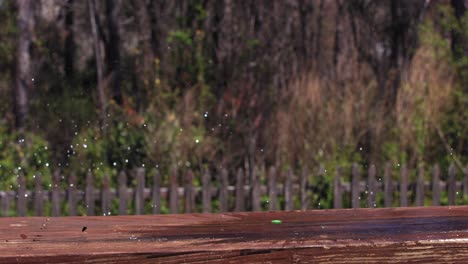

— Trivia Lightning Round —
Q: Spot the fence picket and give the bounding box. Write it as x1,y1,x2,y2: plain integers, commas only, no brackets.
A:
284,168,293,211
400,165,408,207
352,163,360,208
152,170,161,214
86,172,95,216
202,168,211,213
235,168,245,212
169,166,178,214
51,170,61,217
34,173,44,216
184,170,194,213
333,167,342,209
101,174,110,215
1,191,9,217
17,172,26,217
416,164,425,206
432,165,441,206
367,165,376,208
68,174,77,216
268,166,277,211
384,162,392,207
135,168,145,215
301,168,310,210
464,165,468,199
219,168,228,212
251,165,261,211
118,171,128,215
448,164,456,205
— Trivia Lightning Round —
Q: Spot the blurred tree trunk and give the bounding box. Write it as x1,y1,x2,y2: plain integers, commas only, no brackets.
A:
105,0,122,105
14,0,34,130
135,0,155,109
88,0,106,127
64,0,75,79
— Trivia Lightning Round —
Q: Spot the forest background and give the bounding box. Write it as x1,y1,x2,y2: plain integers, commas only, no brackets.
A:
0,0,467,210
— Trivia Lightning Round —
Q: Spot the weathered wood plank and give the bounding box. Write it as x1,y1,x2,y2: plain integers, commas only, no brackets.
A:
1,206,467,263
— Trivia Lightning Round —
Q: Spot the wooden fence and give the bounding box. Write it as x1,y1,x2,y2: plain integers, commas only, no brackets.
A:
1,162,468,216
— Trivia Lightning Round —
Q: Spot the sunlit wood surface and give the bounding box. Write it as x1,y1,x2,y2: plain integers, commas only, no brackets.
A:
1,206,467,263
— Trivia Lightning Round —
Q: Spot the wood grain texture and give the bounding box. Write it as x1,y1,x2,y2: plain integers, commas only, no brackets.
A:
1,206,468,263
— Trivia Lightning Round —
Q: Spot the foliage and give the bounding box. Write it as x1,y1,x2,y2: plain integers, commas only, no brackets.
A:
0,1,467,215
68,105,148,185
0,122,51,189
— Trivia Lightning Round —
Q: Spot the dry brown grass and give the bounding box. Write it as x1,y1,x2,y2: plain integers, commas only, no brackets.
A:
396,43,454,165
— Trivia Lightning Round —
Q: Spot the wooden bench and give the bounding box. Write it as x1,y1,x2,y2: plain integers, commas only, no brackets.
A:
1,206,467,263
